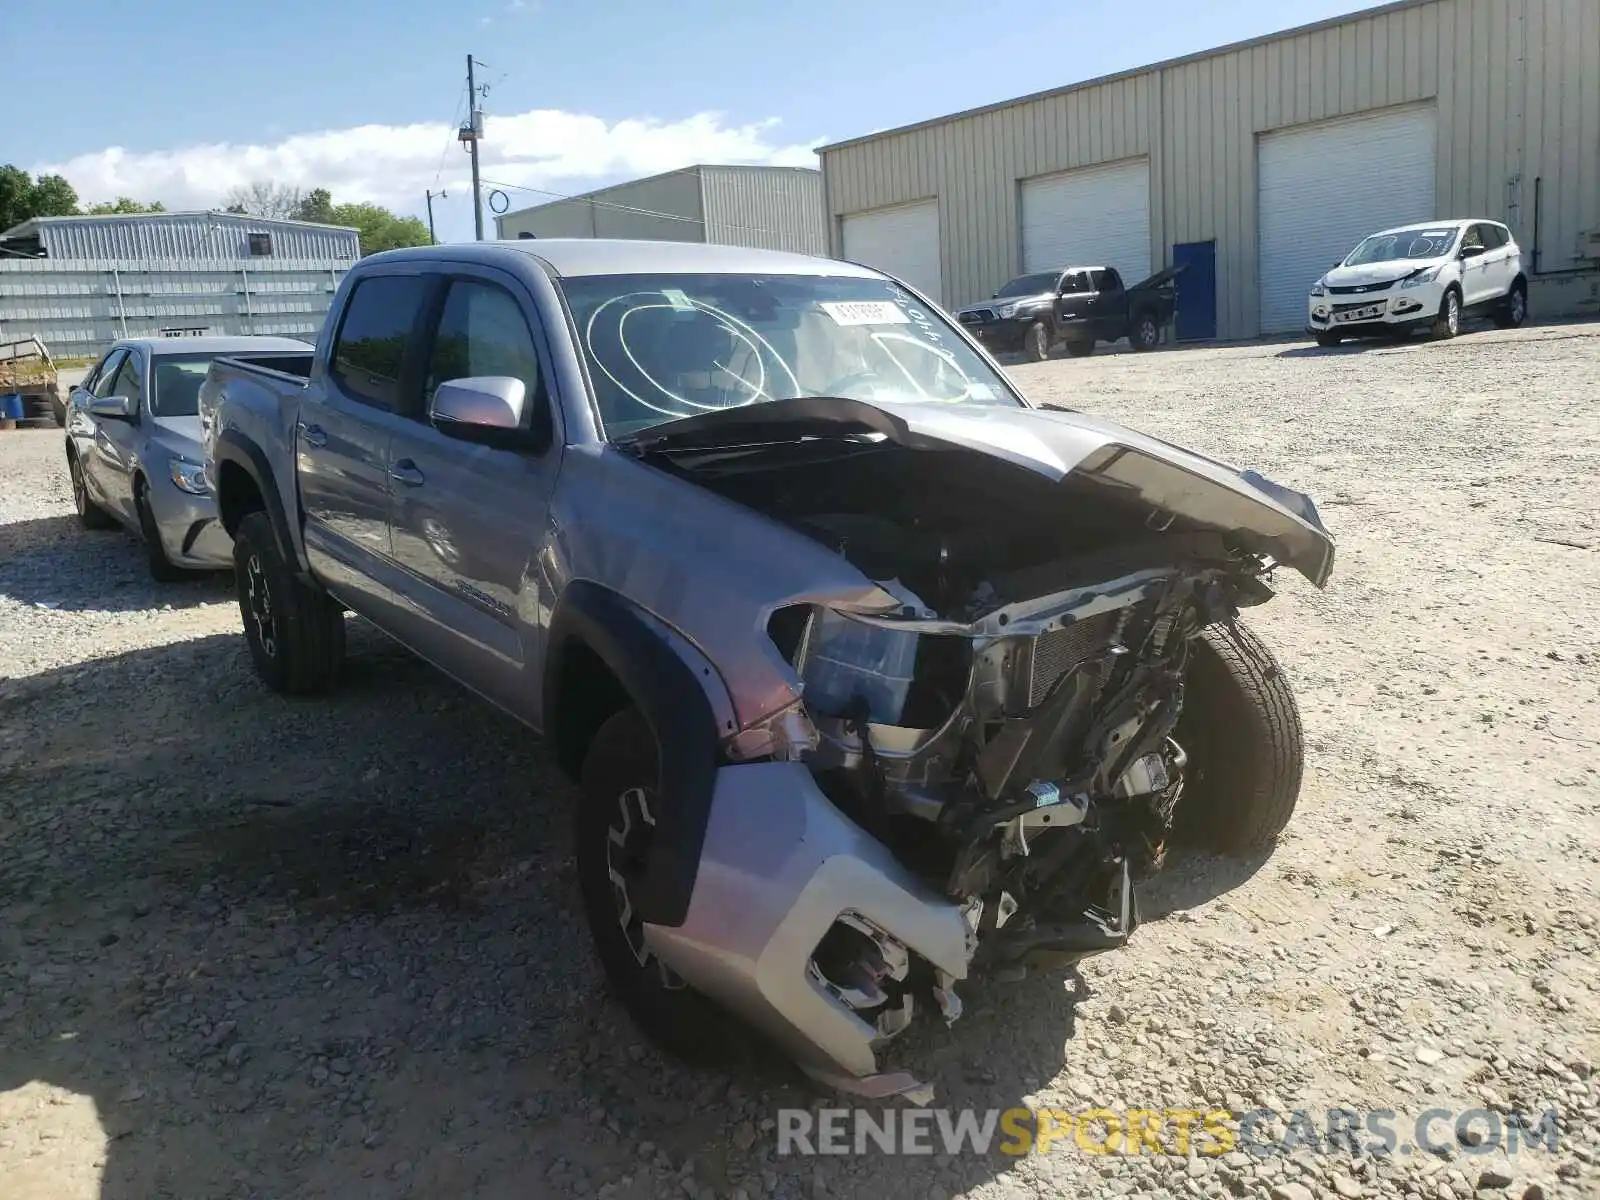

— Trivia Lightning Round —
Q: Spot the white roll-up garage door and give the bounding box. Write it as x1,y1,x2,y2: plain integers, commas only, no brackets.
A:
841,200,943,304
1020,158,1151,284
1257,105,1438,334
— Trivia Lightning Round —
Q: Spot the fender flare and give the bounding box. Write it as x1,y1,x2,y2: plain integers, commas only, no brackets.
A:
545,580,727,928
212,429,300,569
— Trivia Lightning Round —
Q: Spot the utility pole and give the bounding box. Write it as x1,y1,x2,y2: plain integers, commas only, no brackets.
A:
461,55,485,241
425,189,446,244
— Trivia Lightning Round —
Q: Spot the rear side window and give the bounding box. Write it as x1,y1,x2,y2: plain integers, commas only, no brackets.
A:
330,275,430,409
1481,224,1509,249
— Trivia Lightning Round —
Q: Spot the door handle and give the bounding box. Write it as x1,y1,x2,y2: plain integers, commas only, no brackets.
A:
298,422,327,448
389,459,425,487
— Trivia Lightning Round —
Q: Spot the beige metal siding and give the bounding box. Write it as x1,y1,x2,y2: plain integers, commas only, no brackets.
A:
699,167,827,254
496,169,706,242
821,0,1600,334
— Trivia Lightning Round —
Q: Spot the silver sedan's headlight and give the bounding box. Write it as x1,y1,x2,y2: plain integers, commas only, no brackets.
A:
169,457,209,495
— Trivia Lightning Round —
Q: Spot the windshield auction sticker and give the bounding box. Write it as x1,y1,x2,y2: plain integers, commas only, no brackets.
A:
820,301,912,326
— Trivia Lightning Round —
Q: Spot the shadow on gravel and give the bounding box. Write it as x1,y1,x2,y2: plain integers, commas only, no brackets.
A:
0,626,1265,1200
0,515,230,613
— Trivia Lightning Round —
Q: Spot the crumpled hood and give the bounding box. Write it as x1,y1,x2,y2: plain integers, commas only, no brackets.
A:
625,396,1336,588
1324,259,1442,288
957,292,1052,316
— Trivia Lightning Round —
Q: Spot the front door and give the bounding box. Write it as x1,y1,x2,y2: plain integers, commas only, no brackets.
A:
297,270,432,614
384,268,560,720
1458,224,1492,305
87,349,147,524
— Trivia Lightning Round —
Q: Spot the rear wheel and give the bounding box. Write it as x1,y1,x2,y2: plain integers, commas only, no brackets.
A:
1130,311,1161,352
135,478,188,583
68,450,116,530
576,707,732,1061
1494,280,1527,329
1172,622,1304,854
233,510,345,694
1431,288,1461,340
1023,320,1051,362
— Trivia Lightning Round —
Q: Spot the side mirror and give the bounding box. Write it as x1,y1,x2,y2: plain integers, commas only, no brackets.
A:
430,376,544,450
86,394,135,419
1460,244,1487,259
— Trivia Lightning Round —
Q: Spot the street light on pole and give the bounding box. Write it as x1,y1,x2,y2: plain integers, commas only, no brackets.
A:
425,189,446,244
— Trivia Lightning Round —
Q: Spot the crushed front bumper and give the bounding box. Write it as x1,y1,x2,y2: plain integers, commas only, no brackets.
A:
642,760,971,1103
148,473,233,569
1307,287,1437,335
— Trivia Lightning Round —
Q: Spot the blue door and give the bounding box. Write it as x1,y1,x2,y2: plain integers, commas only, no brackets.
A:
1173,240,1217,341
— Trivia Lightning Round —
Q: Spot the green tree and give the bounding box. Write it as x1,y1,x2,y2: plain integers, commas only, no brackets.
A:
327,202,433,256
292,188,335,224
0,165,81,230
86,197,167,215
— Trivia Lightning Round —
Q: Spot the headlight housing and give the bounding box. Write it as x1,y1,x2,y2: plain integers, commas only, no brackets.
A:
997,302,1022,319
169,457,209,495
1400,266,1441,289
1309,279,1328,297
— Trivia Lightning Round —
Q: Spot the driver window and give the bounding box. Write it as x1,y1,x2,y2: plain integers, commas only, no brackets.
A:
106,354,144,407
89,351,127,397
422,279,543,416
1462,225,1484,250
1060,271,1090,295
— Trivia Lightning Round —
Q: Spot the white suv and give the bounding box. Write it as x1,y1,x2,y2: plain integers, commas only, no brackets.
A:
1306,219,1526,346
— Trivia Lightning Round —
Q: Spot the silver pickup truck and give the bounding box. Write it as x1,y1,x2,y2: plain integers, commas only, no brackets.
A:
199,238,1335,1104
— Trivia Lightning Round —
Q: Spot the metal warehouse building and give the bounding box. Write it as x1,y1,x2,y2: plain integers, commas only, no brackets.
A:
0,211,360,354
819,0,1599,338
495,165,828,256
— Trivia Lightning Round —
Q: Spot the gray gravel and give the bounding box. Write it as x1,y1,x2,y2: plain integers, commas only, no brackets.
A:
2,322,1597,1200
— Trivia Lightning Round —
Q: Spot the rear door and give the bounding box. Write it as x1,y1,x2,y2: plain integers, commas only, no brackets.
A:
383,265,561,720
1092,268,1126,338
297,270,432,613
1479,223,1515,299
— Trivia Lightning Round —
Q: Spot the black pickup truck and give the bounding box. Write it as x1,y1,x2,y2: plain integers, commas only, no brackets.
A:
956,264,1184,360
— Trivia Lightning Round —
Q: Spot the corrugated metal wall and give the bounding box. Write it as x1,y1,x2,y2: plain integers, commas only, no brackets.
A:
32,213,359,262
821,0,1600,336
700,167,828,255
0,259,349,353
497,169,707,242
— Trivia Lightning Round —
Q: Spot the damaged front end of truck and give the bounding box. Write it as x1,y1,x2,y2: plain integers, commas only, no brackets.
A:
611,396,1335,1105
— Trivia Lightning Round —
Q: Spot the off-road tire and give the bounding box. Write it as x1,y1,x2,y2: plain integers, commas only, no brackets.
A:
1315,332,1343,348
1064,339,1095,358
577,707,734,1062
1172,621,1304,854
1024,320,1051,362
1431,287,1462,340
135,478,188,583
68,449,116,530
232,510,344,694
1493,280,1527,329
1130,311,1161,352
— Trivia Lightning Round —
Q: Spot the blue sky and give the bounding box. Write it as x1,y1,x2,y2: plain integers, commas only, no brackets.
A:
11,0,1374,241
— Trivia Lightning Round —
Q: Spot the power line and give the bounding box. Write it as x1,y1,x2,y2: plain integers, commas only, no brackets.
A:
432,84,468,190
476,176,784,239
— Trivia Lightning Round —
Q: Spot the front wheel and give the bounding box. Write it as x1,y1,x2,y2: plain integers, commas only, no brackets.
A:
1431,288,1461,340
1130,312,1161,352
1023,320,1051,362
136,480,188,583
1314,332,1343,348
1171,622,1304,854
577,708,731,1061
1493,281,1527,329
232,510,345,694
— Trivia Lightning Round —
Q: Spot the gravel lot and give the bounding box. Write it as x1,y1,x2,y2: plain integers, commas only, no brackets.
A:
2,324,1597,1200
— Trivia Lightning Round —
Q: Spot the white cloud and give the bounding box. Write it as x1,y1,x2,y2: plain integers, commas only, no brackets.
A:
33,108,824,237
